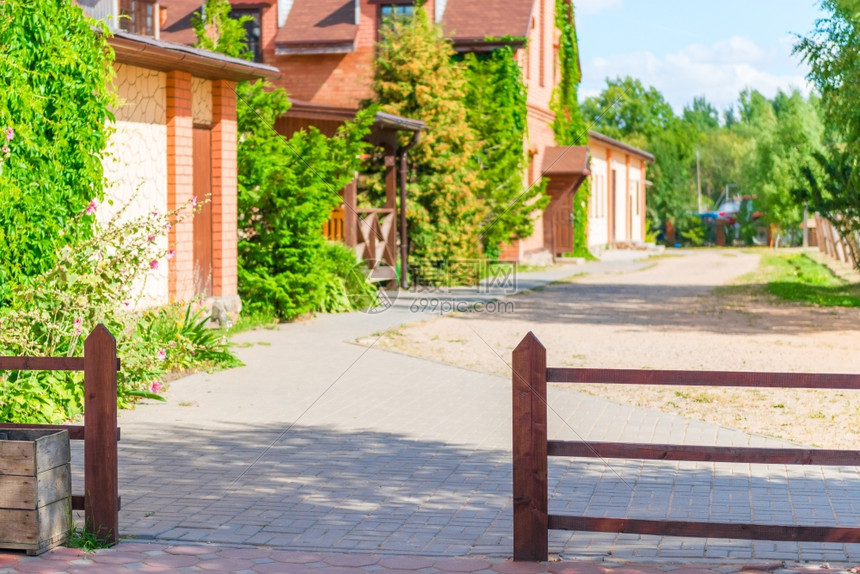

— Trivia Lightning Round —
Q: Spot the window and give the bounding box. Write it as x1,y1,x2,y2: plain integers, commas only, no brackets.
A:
119,0,156,36
231,9,262,62
380,5,414,19
377,2,414,38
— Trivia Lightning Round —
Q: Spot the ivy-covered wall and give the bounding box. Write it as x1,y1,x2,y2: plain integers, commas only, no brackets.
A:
0,0,114,302
463,46,547,259
550,0,592,257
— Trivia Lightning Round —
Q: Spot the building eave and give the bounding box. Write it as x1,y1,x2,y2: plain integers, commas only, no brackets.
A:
450,36,526,52
274,40,356,55
589,130,656,164
108,31,280,81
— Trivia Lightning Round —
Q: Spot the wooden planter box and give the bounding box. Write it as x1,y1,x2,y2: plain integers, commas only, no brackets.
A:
0,429,71,555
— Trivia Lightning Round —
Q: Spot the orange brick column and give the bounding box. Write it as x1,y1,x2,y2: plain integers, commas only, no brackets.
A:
166,70,195,301
211,79,238,298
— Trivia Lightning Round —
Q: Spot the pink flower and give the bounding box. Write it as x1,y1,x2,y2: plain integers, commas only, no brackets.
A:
5,127,13,142
165,222,172,232
150,260,159,270
191,196,198,208
1,146,8,155
123,301,130,307
166,249,176,260
147,234,155,243
156,349,166,361
148,381,163,394
152,211,158,217
85,199,98,215
73,318,82,335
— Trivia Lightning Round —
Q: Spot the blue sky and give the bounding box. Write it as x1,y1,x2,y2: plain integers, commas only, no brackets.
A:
576,0,827,114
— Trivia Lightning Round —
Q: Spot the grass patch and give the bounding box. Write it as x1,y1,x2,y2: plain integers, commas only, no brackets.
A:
229,310,280,334
760,253,860,307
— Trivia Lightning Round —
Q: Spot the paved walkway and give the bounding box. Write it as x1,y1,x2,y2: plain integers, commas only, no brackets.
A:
6,250,860,570
0,543,854,573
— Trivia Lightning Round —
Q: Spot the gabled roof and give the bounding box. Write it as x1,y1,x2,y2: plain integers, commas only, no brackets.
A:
441,0,534,50
275,0,358,54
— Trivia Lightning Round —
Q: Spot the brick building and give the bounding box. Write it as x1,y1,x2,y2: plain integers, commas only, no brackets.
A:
155,0,649,265
94,27,278,311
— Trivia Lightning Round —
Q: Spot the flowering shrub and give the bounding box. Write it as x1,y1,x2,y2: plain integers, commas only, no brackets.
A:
0,198,241,423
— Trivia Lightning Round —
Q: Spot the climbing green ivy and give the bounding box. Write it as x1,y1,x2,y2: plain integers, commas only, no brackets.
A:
550,0,592,257
0,0,115,302
463,47,548,259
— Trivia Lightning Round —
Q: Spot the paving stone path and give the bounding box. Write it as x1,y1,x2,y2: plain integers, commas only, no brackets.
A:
0,543,856,574
5,251,860,571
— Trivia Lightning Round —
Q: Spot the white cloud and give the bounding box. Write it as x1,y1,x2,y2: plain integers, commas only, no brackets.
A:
581,35,812,113
575,0,622,16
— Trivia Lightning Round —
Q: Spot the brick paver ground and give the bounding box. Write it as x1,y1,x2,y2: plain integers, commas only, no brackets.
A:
0,542,857,574
17,252,860,569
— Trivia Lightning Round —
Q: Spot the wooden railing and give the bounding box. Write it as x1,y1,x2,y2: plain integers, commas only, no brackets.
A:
0,325,121,544
323,206,346,242
355,208,397,282
512,331,860,561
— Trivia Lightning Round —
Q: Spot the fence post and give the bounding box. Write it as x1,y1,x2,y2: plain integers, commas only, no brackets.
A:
512,332,548,561
84,325,119,544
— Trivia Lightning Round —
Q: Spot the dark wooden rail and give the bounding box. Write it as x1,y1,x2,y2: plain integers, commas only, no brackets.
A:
512,331,860,561
0,325,121,544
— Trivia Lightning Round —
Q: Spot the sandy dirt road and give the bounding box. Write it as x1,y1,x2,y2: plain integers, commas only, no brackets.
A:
368,249,860,448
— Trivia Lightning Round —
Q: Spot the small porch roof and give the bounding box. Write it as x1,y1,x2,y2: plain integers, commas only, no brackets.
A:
543,146,591,197
284,100,425,133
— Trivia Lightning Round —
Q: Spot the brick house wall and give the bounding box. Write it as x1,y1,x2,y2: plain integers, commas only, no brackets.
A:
103,33,278,311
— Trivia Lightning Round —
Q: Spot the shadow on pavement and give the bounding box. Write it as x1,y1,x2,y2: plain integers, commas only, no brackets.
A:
69,420,860,560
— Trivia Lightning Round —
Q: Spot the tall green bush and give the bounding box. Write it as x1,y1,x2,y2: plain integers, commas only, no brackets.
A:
193,0,376,319
464,47,547,259
0,0,114,302
551,0,591,256
235,82,373,318
372,6,485,282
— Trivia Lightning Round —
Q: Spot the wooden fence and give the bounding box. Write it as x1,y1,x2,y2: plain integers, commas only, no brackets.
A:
512,332,860,561
815,215,859,269
0,325,121,543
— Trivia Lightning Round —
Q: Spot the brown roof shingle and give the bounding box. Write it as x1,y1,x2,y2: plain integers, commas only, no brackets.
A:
159,0,204,45
275,0,357,47
441,0,534,43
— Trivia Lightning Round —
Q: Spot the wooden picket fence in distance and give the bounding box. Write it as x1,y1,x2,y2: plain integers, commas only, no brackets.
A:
0,325,121,544
512,331,860,561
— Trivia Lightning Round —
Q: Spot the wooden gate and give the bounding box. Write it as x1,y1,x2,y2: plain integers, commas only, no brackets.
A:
193,127,213,297
512,331,860,561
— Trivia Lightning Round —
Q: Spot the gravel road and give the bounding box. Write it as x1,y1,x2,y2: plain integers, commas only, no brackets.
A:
370,249,860,449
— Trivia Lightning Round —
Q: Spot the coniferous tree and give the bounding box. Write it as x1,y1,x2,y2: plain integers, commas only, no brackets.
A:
372,6,485,283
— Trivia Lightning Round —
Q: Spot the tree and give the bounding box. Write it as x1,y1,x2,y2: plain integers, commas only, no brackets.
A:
192,0,251,59
795,0,860,267
464,48,546,259
372,6,485,282
582,77,675,140
193,0,375,318
741,89,823,235
683,96,720,133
